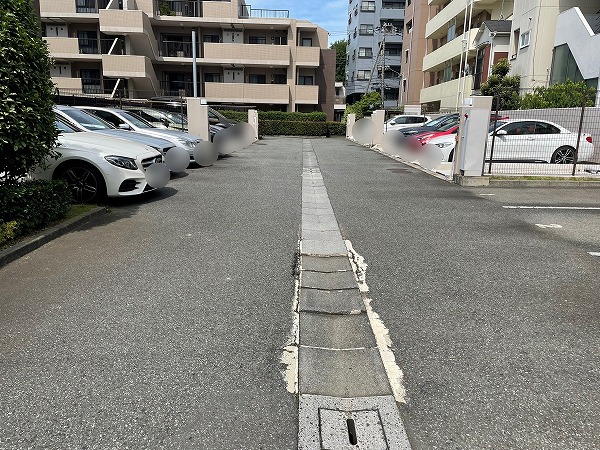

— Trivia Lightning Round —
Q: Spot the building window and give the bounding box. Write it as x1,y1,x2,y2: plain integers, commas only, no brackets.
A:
357,70,371,80
358,47,373,58
204,73,221,82
383,1,405,8
77,30,98,54
249,74,267,84
348,15,352,24
249,36,267,44
359,24,374,35
385,46,401,56
301,38,313,47
80,69,101,93
405,49,409,63
406,20,412,34
519,31,530,49
203,35,220,43
512,29,520,58
76,0,97,13
298,75,314,85
352,49,356,59
443,65,452,82
272,74,287,84
361,1,375,12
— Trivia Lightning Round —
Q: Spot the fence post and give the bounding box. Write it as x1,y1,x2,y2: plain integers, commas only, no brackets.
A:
572,88,588,176
487,95,500,174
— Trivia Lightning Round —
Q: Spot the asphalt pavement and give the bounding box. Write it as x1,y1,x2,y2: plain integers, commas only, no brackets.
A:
1,136,599,449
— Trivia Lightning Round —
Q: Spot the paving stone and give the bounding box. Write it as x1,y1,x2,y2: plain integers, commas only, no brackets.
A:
301,239,348,256
301,270,356,290
298,288,365,314
302,230,343,243
298,394,411,450
300,255,352,273
299,312,376,349
298,347,391,397
302,220,340,233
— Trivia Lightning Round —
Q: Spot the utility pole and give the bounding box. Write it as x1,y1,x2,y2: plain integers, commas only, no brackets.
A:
380,25,387,105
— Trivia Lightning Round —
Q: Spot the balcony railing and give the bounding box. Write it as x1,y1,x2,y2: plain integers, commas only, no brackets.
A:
156,0,200,17
78,38,125,55
160,80,196,97
75,0,110,13
239,4,289,18
160,40,200,58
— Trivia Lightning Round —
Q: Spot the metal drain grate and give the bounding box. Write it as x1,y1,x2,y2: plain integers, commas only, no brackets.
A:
319,408,388,449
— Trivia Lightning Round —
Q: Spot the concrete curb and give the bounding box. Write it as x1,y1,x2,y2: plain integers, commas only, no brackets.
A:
489,179,600,188
0,207,108,269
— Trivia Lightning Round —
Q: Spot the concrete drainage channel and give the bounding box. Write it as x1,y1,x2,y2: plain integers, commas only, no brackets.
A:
292,140,411,449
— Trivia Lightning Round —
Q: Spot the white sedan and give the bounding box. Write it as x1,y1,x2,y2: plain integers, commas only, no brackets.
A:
31,119,164,203
385,114,431,132
428,119,593,163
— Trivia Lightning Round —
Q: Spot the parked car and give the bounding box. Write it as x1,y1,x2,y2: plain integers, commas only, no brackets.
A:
31,119,164,202
395,113,460,137
384,114,431,132
76,107,202,161
54,105,176,155
149,97,239,129
425,119,593,164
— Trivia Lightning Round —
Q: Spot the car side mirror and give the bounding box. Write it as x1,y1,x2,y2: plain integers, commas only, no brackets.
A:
118,123,132,130
209,117,218,124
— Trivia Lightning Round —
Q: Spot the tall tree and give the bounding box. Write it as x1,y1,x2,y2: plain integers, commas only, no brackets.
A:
0,0,58,184
330,39,347,83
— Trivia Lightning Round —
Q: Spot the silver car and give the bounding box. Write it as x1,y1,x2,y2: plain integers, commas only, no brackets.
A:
54,105,176,155
77,106,202,161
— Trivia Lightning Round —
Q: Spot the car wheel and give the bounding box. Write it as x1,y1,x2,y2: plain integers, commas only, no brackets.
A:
448,150,454,162
55,162,106,203
551,146,575,164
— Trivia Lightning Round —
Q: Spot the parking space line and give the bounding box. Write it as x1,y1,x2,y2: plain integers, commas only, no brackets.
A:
588,252,600,257
503,206,600,210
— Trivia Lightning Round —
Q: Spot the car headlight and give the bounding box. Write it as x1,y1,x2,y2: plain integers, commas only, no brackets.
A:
176,137,194,148
105,155,138,170
435,142,453,148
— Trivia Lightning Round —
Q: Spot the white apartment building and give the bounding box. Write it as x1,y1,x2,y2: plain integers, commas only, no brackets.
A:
40,0,335,118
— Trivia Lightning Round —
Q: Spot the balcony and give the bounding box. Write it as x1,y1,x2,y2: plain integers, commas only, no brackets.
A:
380,7,405,21
204,82,290,104
160,40,199,58
52,77,83,92
295,46,320,67
203,43,290,66
420,76,473,109
44,37,80,57
422,29,477,72
295,85,319,104
239,4,290,19
155,0,200,17
425,0,494,39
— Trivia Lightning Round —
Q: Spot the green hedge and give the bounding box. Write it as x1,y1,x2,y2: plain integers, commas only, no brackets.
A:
259,120,346,136
0,180,71,239
219,110,327,123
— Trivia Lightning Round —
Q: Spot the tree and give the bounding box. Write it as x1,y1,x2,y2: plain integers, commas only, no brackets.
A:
0,0,58,185
520,79,595,109
480,58,521,111
344,92,381,121
330,39,347,83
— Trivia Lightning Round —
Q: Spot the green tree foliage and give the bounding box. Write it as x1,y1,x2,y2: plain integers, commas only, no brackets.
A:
345,92,382,121
520,80,596,109
480,58,521,111
330,39,347,83
0,0,58,184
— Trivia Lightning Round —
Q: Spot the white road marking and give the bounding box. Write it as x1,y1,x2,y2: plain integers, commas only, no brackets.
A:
345,240,406,404
479,193,496,196
301,345,368,351
503,206,600,210
588,252,600,257
535,224,563,228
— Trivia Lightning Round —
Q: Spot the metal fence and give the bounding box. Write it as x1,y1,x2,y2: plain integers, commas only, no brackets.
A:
484,88,600,177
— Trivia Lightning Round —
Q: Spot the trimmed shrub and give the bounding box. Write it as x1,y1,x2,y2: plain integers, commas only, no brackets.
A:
0,180,71,236
259,120,346,136
0,220,17,247
218,110,327,123
0,0,58,184
219,110,248,122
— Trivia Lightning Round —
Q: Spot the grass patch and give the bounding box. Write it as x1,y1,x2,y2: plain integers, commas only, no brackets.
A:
65,204,96,220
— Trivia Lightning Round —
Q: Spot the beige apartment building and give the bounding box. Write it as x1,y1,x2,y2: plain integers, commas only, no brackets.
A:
39,0,335,118
399,0,428,107
420,0,513,111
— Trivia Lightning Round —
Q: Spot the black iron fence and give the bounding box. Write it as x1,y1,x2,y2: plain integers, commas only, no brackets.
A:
484,88,600,177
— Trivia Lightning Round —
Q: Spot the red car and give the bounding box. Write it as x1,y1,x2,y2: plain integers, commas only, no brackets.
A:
407,120,459,148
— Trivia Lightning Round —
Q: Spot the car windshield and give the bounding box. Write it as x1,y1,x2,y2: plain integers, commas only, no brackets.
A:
437,120,459,132
55,119,78,134
489,121,508,132
161,110,187,125
424,115,455,129
61,108,115,130
119,111,155,128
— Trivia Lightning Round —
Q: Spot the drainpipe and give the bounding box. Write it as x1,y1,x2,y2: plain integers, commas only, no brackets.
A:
192,28,198,97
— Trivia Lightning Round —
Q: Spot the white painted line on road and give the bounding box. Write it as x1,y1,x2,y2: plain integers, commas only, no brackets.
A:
588,252,600,257
479,193,496,196
301,345,368,351
503,206,600,210
535,224,563,229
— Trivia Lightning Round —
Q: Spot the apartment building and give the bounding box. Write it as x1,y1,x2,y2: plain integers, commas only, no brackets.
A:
345,0,405,108
420,0,513,112
399,0,428,107
39,0,335,118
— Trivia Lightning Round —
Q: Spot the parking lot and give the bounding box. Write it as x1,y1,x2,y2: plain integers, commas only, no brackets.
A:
1,136,599,448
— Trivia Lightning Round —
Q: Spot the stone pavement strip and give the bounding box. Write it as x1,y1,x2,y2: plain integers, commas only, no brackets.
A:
296,140,411,449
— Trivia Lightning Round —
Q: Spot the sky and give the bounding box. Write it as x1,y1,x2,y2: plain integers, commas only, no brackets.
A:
246,0,349,46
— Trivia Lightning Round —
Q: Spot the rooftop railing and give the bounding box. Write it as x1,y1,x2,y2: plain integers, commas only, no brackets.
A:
239,4,289,19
